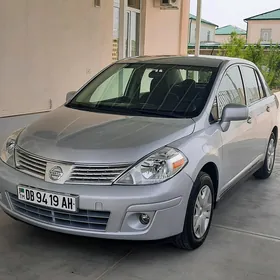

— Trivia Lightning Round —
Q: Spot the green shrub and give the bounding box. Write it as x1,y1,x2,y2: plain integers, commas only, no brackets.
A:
218,32,246,58
218,32,280,90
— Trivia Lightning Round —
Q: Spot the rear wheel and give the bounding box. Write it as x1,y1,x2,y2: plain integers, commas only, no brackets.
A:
172,172,214,250
254,132,276,179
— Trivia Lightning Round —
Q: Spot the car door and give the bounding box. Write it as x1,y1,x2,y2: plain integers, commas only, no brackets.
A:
216,65,256,192
255,70,278,152
239,65,273,158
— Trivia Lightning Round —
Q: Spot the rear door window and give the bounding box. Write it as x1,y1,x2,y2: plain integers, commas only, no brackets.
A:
240,66,260,105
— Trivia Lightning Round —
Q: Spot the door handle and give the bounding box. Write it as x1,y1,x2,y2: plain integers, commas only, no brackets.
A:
247,116,252,124
266,106,270,112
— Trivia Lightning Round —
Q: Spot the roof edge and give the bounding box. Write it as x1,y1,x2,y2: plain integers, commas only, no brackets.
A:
215,25,247,35
189,13,218,27
244,8,280,21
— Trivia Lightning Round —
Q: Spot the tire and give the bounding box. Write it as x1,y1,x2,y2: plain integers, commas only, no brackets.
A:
254,132,276,180
172,171,214,250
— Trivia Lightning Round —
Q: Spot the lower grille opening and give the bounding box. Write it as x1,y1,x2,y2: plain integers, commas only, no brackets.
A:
9,193,110,231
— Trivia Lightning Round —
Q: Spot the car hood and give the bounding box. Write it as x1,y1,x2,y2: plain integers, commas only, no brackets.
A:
17,106,195,164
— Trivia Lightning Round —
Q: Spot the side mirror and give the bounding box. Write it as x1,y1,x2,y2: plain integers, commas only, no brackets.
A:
66,91,76,102
220,104,249,132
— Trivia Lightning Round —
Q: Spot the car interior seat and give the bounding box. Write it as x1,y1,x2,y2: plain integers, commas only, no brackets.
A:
140,71,179,109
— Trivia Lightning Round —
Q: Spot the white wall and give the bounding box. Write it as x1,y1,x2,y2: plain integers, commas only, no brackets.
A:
189,20,216,43
0,0,114,117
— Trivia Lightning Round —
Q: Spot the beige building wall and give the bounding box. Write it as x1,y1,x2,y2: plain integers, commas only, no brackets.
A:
142,0,189,56
215,34,246,44
247,20,280,44
0,0,190,117
0,0,114,117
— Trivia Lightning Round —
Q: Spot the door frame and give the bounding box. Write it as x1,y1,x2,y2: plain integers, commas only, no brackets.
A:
215,64,254,192
118,0,144,59
125,7,141,58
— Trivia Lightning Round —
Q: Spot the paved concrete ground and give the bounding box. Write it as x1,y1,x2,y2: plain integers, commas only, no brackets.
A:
1,148,280,280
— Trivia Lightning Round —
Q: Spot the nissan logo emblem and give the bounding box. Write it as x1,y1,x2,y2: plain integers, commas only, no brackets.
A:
49,166,63,181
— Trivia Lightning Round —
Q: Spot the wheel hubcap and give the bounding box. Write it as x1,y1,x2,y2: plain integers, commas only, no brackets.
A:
193,185,212,239
267,138,276,172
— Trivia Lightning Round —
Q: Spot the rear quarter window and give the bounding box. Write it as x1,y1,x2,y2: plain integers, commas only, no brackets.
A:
254,70,266,99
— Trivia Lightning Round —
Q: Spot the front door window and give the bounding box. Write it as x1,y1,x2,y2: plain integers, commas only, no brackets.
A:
217,66,246,117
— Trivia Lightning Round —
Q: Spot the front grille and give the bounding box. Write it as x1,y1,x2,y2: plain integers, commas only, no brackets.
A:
15,148,130,185
67,165,130,184
15,148,47,180
9,193,110,231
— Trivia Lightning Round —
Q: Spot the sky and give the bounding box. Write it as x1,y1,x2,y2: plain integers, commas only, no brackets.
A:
190,0,280,30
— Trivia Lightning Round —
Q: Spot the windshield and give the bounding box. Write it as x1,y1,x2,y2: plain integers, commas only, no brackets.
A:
67,63,218,118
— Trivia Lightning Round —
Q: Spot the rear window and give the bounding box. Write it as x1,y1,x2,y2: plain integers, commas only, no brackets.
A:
68,63,218,118
240,66,261,105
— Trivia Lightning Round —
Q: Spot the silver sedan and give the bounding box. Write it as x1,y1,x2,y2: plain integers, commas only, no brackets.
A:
0,55,278,250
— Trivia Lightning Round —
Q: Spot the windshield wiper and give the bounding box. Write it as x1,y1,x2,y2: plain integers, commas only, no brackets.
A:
67,102,113,112
132,108,185,118
66,102,90,110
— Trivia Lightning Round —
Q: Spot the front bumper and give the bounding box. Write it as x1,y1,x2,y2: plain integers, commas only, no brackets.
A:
0,160,193,240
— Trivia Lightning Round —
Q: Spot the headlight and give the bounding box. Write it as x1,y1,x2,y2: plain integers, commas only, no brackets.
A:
114,147,188,185
0,129,24,167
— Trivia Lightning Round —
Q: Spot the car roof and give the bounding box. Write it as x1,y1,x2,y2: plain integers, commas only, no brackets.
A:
116,55,246,68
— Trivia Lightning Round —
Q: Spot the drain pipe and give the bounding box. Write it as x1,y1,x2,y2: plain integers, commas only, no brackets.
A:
195,0,202,56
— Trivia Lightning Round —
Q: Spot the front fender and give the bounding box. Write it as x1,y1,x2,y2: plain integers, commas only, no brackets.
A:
170,126,222,189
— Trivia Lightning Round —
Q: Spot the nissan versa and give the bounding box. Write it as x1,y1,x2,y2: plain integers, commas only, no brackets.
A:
0,55,278,250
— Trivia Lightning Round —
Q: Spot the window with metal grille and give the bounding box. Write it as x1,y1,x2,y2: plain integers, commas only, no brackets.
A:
260,29,272,42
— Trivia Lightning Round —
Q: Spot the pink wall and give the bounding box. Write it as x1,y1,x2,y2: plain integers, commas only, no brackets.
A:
0,0,190,117
215,34,246,44
247,20,280,44
0,0,114,117
142,0,189,56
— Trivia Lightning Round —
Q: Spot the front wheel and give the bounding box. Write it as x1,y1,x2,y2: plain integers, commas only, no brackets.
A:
254,132,276,179
172,172,214,250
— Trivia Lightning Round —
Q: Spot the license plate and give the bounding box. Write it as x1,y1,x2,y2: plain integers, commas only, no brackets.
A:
17,186,78,212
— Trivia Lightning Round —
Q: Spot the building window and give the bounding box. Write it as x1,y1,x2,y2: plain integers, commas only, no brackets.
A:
260,29,272,42
207,31,211,42
94,0,101,7
128,0,141,9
